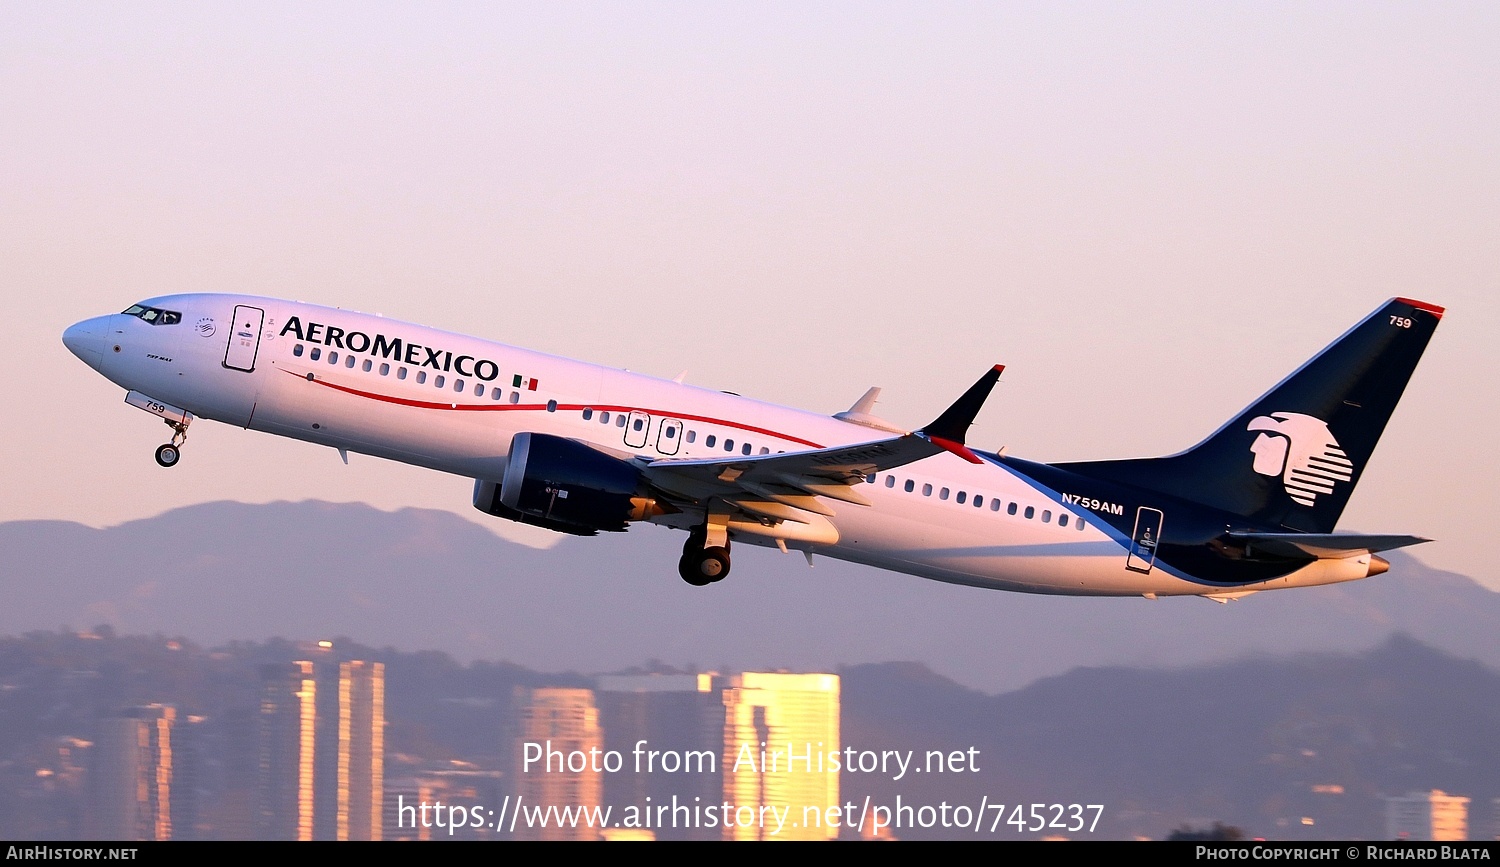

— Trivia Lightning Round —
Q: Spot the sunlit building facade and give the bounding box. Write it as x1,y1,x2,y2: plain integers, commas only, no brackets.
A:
89,704,177,840
335,660,385,840
1386,789,1470,841
512,687,603,841
257,661,318,840
257,656,385,840
721,672,840,841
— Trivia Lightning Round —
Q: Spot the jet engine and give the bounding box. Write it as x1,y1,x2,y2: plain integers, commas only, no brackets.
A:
472,432,668,535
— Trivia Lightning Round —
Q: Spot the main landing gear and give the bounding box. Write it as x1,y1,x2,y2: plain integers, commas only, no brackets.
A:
154,419,189,468
679,528,731,586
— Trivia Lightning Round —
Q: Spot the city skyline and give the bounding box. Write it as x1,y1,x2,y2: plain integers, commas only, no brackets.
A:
3,627,1494,841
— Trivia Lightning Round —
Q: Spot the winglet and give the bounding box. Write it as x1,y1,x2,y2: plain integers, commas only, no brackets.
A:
917,365,1003,463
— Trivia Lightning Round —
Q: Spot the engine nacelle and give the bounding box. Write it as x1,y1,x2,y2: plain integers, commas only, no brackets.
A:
472,433,667,535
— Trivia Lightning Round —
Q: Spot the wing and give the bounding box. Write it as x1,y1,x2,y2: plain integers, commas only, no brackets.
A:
641,365,1003,528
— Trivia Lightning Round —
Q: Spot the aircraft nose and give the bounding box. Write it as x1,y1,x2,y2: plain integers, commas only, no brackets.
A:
63,316,108,372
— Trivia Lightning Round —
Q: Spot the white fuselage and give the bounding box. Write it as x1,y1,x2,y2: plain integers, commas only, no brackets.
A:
64,293,1375,597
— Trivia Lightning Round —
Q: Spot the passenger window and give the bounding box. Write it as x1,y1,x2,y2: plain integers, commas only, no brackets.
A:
634,418,644,432
973,496,983,508
293,344,304,357
1007,502,1018,516
491,387,502,400
454,379,464,392
991,499,1001,511
742,443,752,455
600,412,610,424
885,476,896,488
904,479,914,493
474,383,483,396
706,435,717,448
509,392,519,404
380,363,390,376
397,367,406,380
435,375,445,388
939,487,949,500
1024,506,1035,519
1058,514,1069,527
686,430,696,443
346,355,356,368
616,415,626,427
922,484,933,497
583,408,593,420
328,351,338,364
759,447,769,455
1077,519,1087,531
417,371,427,384
310,348,321,361
724,439,734,452
865,474,875,484
547,400,557,412
1042,510,1051,523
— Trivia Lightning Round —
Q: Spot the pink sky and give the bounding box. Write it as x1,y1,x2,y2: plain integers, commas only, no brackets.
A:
4,3,1496,589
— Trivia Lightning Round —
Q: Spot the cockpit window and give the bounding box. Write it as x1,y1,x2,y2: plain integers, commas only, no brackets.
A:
121,304,181,325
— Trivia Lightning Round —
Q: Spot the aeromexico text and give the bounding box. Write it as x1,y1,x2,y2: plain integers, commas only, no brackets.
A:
280,316,504,382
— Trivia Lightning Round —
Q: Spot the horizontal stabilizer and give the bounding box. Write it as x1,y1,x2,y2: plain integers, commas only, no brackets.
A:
1224,532,1430,560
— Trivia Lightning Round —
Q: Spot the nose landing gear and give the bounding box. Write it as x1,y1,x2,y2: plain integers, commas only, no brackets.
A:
154,420,189,468
123,392,195,469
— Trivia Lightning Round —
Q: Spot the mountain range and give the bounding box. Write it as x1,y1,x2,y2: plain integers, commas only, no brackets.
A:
2,500,1494,693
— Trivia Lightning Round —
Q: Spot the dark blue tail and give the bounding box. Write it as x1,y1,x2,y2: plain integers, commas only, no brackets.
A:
1056,298,1443,533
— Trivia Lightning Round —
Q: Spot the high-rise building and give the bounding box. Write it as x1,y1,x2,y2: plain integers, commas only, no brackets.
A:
596,673,724,841
1386,790,1470,841
89,704,177,840
335,660,385,840
257,662,317,841
721,672,840,841
512,687,603,841
256,655,385,840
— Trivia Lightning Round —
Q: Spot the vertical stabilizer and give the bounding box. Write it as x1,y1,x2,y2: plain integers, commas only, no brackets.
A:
1057,298,1442,533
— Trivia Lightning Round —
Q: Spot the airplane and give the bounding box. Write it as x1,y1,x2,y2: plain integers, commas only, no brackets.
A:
62,294,1441,599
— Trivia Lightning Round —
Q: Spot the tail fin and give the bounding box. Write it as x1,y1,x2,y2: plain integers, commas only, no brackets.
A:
1058,298,1442,533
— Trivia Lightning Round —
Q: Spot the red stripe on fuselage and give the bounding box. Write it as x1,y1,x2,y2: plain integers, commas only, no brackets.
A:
284,368,826,448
